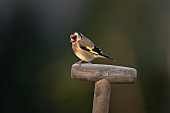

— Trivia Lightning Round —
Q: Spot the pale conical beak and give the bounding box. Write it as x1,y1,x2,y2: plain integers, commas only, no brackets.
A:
70,38,74,42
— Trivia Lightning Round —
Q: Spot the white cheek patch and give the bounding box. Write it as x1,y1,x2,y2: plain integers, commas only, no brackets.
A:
74,32,79,36
70,38,74,42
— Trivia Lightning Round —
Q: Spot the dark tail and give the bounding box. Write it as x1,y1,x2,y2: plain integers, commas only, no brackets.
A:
92,46,116,63
100,53,117,63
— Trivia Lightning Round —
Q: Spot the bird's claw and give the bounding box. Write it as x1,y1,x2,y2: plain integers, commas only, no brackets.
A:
76,60,83,64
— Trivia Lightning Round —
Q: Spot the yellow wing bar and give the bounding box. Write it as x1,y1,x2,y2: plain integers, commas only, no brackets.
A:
86,46,99,55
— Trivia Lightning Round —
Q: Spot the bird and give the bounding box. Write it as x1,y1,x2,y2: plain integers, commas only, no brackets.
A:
69,32,116,63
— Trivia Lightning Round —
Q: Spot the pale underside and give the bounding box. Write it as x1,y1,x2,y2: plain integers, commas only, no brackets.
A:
72,42,104,62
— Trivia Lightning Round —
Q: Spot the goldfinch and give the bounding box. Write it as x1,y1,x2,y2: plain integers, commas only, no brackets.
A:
70,32,116,63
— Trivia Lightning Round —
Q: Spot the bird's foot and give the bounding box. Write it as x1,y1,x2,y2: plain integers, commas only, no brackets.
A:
75,60,92,64
76,60,83,64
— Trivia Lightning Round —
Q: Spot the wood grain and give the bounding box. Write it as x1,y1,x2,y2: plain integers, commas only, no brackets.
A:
92,79,111,113
71,64,137,83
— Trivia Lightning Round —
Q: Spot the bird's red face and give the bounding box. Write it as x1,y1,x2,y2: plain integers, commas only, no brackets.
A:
70,33,77,43
70,32,82,44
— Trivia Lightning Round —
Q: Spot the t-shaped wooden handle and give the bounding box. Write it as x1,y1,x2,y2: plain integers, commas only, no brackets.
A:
71,64,137,113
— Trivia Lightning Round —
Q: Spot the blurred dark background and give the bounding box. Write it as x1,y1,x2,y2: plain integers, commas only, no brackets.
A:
1,0,170,113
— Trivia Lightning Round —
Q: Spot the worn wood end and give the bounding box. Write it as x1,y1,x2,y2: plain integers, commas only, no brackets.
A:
71,64,137,84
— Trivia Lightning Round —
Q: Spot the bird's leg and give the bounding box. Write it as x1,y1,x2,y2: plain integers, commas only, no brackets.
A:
87,61,92,64
76,60,83,64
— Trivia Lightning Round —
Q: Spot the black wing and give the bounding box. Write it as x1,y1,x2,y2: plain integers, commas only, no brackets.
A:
79,45,114,60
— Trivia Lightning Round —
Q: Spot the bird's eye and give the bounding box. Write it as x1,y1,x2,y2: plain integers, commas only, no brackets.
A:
72,36,77,40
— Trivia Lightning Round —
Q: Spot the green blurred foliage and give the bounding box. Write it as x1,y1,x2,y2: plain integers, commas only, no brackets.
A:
1,0,170,113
